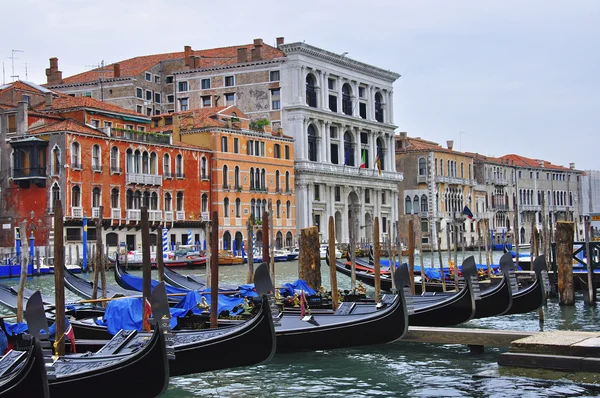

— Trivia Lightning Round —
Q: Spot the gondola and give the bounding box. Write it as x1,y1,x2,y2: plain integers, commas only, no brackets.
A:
273,264,410,353
504,254,548,315
162,266,239,292
64,266,134,300
0,337,49,398
25,291,170,398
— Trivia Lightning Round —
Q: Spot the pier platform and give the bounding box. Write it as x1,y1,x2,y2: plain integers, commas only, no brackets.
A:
499,331,600,373
403,326,535,348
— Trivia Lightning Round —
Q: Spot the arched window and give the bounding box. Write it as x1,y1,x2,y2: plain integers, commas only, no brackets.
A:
276,231,283,249
142,151,149,174
201,194,208,212
126,189,134,209
261,169,266,190
306,74,317,107
110,146,119,173
201,157,207,179
111,188,119,209
72,185,81,207
276,200,281,218
163,153,172,177
343,131,354,166
176,192,184,211
126,149,134,173
164,192,172,211
50,183,60,212
222,165,229,189
255,168,260,190
175,154,183,178
307,124,318,162
150,152,157,174
223,197,230,217
71,142,80,168
376,137,385,172
223,231,231,251
234,166,240,189
405,196,412,214
235,198,241,217
285,171,290,192
286,201,291,219
421,195,428,213
342,83,352,115
92,187,101,208
91,145,101,171
418,157,427,176
249,168,255,190
275,170,280,192
150,192,158,210
374,92,384,122
52,146,61,175
134,191,141,209
134,150,141,173
143,191,150,208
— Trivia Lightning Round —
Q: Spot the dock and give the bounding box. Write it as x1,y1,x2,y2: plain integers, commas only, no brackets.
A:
403,326,535,348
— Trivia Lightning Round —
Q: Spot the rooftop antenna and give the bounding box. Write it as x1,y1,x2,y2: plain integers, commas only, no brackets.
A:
84,60,106,101
23,63,28,81
8,50,24,82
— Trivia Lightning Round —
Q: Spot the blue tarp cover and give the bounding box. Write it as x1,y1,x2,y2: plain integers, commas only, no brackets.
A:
172,291,246,316
279,279,316,297
3,321,28,336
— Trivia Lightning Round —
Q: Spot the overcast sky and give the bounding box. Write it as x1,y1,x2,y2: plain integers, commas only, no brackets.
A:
2,0,598,170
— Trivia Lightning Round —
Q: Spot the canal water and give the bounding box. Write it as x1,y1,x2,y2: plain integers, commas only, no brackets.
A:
5,252,600,397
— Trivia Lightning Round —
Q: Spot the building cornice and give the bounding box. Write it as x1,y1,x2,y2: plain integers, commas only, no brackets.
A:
178,126,294,142
284,106,398,132
280,42,400,82
46,77,135,90
174,58,285,76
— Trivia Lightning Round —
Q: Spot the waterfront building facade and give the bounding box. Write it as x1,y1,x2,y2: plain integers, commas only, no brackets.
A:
0,81,211,262
395,134,477,251
152,106,296,251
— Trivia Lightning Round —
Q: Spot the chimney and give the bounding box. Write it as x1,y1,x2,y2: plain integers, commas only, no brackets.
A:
184,45,192,67
569,162,575,169
399,132,407,139
276,37,285,47
538,160,544,168
113,63,121,78
45,57,63,85
252,38,263,61
277,127,283,136
237,48,248,63
16,101,28,135
192,56,201,69
44,92,53,109
446,140,454,150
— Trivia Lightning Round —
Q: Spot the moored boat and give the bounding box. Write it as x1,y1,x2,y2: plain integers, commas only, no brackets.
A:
0,337,49,398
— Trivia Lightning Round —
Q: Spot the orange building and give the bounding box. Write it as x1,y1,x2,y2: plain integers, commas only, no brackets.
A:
0,81,211,262
152,106,296,252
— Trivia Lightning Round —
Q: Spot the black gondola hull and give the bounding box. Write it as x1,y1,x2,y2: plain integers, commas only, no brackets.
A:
0,338,49,398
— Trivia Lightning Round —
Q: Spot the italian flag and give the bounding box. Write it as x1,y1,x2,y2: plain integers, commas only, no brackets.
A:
359,149,367,168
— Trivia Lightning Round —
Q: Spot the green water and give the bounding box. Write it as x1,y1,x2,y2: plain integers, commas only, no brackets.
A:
5,252,600,397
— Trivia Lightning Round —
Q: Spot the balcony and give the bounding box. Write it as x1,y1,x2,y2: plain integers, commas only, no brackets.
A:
276,219,282,227
13,167,46,179
490,178,509,186
92,164,103,173
521,204,541,212
111,208,121,219
176,211,185,221
127,209,141,221
126,172,162,186
92,207,101,218
111,128,171,145
223,217,230,226
294,161,403,181
490,204,509,211
222,184,230,191
71,207,83,218
235,218,242,226
164,211,174,222
149,210,162,221
200,212,210,221
286,219,292,227
417,175,428,183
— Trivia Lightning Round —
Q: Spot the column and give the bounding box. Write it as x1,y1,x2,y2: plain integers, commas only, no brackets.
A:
369,132,376,170
296,182,308,231
360,190,366,241
367,86,374,120
323,121,330,163
388,90,394,124
337,78,344,115
352,81,359,117
299,66,305,104
389,135,395,172
320,120,328,163
322,71,329,111
307,183,314,227
339,127,345,167
354,127,360,168
301,118,308,160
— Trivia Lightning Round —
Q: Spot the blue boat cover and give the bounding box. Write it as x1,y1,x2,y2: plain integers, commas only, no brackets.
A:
172,291,246,317
3,321,28,336
279,279,316,297
237,284,258,298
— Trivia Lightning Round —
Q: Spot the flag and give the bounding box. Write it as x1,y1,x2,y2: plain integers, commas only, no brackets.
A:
344,150,350,166
462,206,474,220
359,149,367,168
376,153,382,175
65,318,76,353
142,298,152,332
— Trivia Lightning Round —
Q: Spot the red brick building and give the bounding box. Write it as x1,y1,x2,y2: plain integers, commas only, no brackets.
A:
0,81,211,263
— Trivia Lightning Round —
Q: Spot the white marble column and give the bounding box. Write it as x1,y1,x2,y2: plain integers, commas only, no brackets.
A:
319,120,327,163
354,127,360,168
360,191,366,241
339,128,345,166
324,121,330,163
296,182,308,231
352,81,359,117
301,118,308,160
388,90,394,124
337,79,344,115
322,71,329,111
389,135,395,172
299,66,305,105
307,183,314,227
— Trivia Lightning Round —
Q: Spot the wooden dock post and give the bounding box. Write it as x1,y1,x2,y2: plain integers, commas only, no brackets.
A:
556,221,574,306
483,219,491,278
53,201,65,356
141,207,151,314
420,230,426,294
477,220,482,267
349,206,357,292
389,220,396,292
16,221,28,322
268,200,275,287
246,217,254,284
262,210,270,265
91,207,106,301
373,217,381,300
584,217,595,305
98,206,106,301
156,225,164,283
453,221,459,288
299,226,321,290
408,219,415,295
210,210,219,328
328,216,338,309
436,221,446,292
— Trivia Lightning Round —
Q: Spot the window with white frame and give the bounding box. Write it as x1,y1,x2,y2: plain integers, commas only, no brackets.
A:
164,192,172,211
176,192,184,211
111,188,119,209
175,154,183,178
72,185,81,207
50,183,60,212
224,76,234,87
178,81,188,92
202,95,211,107
136,88,143,98
201,79,210,89
71,142,81,169
154,93,161,103
201,194,208,212
145,72,152,81
52,146,61,175
225,93,235,106
271,88,280,110
92,144,101,171
270,70,280,81
154,75,160,84
201,157,207,179
92,187,101,208
179,98,189,111
163,153,171,177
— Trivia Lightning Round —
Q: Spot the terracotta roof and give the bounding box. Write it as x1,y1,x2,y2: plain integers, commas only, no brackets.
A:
0,81,54,95
398,136,473,157
151,106,250,133
35,95,148,118
28,119,106,136
60,42,285,85
497,154,573,171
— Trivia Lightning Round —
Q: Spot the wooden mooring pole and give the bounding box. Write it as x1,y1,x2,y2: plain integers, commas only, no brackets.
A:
210,210,219,328
141,207,152,317
156,225,164,283
98,206,107,302
584,217,595,305
16,221,27,322
407,219,415,295
53,201,65,356
246,217,254,284
299,226,321,290
328,216,338,309
373,217,381,300
556,221,574,306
